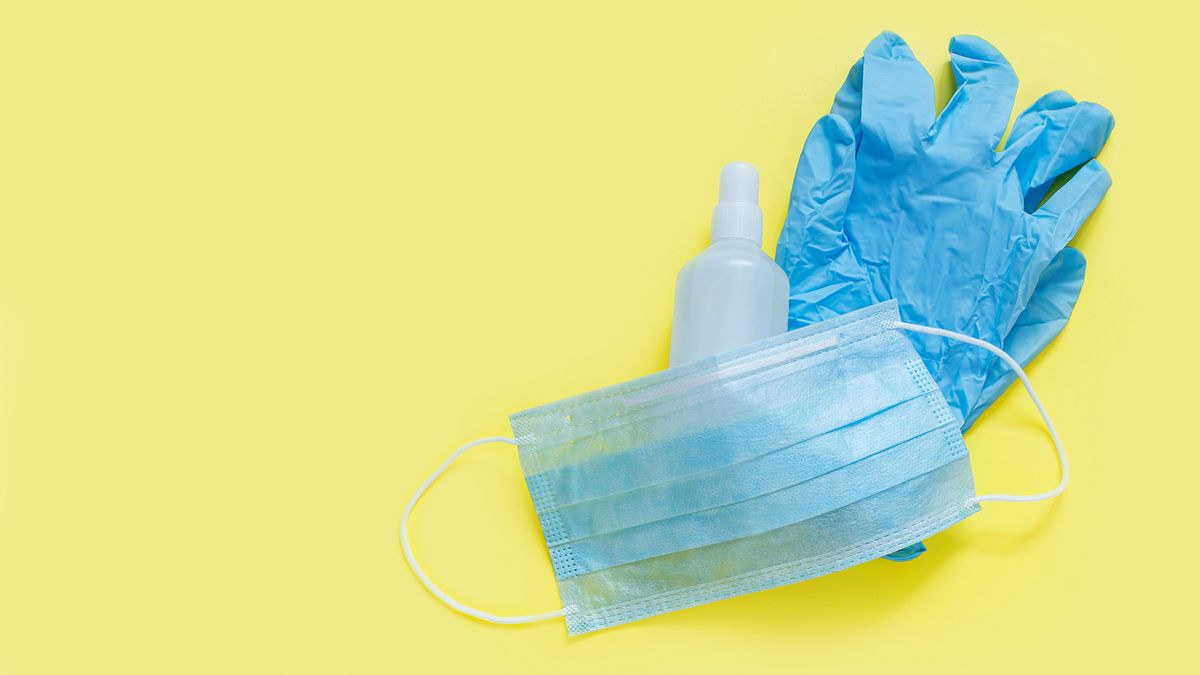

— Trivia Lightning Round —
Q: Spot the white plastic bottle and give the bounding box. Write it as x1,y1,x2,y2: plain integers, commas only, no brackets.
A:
668,162,790,367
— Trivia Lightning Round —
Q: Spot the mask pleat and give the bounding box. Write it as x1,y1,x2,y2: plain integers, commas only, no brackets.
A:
512,304,894,474
560,458,977,635
542,388,950,545
523,332,912,505
548,417,965,578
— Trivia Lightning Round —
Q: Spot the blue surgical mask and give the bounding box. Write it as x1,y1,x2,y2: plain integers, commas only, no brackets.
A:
401,301,1068,635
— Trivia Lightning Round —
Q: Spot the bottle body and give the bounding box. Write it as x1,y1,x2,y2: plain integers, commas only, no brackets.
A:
668,238,790,367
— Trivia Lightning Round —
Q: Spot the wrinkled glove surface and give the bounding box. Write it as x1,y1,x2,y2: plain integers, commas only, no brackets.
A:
775,32,1113,427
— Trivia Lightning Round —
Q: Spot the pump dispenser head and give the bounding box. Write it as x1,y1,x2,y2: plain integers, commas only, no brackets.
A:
711,162,763,245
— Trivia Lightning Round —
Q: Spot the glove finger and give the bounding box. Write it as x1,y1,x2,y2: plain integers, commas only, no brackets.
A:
1004,92,1115,209
1009,90,1078,139
997,161,1107,377
856,32,935,159
929,35,1019,151
952,163,1104,422
830,57,864,133
775,115,873,328
1032,159,1112,255
963,247,1086,429
883,542,927,562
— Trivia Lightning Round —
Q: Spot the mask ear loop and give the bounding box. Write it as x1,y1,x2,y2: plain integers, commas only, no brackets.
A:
400,436,568,624
893,321,1069,505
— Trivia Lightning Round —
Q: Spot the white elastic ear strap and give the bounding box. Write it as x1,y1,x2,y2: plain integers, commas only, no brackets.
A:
893,321,1069,505
400,436,566,624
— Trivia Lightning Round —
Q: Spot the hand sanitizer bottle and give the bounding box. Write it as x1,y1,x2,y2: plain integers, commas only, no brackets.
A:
668,162,790,367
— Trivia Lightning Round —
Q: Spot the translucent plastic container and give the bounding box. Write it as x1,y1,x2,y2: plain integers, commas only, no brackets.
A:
668,162,790,368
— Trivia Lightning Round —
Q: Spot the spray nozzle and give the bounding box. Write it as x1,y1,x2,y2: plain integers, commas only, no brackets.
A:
712,162,763,244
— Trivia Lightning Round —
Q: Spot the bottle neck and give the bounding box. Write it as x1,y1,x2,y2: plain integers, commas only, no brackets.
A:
711,201,763,245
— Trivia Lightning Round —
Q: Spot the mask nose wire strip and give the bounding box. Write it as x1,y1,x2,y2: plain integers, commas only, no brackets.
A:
400,435,568,624
893,321,1069,505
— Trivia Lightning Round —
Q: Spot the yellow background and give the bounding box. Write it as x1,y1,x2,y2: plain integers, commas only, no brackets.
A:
0,1,1194,673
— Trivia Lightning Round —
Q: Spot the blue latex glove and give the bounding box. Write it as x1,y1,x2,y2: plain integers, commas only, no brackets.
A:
964,246,1085,428
775,32,1113,427
777,34,1112,563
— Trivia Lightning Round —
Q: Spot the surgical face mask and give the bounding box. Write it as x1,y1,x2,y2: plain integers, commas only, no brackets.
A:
401,301,1068,635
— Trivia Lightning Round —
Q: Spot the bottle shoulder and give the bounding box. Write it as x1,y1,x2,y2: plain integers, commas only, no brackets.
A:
680,239,782,275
